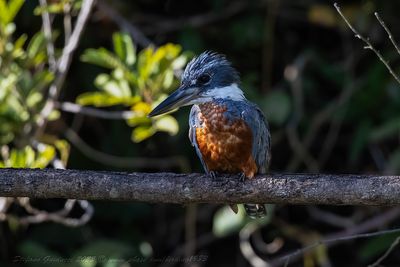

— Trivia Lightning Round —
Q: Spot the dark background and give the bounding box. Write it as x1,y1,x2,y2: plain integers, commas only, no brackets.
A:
3,0,400,266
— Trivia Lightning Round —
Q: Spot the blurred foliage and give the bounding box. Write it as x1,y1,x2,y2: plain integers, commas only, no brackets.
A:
212,205,273,238
0,144,54,168
1,0,400,266
78,33,191,142
0,0,64,168
34,0,82,15
259,90,291,126
18,239,142,267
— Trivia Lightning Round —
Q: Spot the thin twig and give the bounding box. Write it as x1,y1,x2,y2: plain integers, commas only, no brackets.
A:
39,0,57,71
288,77,361,171
271,207,400,266
63,2,72,44
374,12,400,56
96,0,153,47
317,36,357,169
307,207,356,229
13,152,93,227
18,199,93,227
368,235,400,267
35,0,96,137
240,222,271,267
184,205,197,267
57,101,136,120
334,3,400,85
284,54,319,172
277,228,400,267
65,128,190,171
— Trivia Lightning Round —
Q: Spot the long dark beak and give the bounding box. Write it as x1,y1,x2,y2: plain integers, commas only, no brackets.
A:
148,86,198,117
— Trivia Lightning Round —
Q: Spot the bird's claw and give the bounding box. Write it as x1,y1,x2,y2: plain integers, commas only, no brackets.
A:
209,171,218,180
239,173,247,182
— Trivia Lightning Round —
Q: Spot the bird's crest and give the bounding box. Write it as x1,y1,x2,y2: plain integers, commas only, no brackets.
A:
182,51,239,84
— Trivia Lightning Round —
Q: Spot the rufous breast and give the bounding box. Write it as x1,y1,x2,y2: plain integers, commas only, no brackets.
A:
195,101,258,178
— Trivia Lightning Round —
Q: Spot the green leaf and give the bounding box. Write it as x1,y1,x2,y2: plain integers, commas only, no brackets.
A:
26,91,43,108
111,69,132,97
32,70,54,91
82,47,138,86
137,47,156,81
0,0,8,25
33,144,56,168
12,33,28,57
14,33,28,49
27,32,45,58
81,48,128,70
54,139,70,166
34,2,65,15
26,32,47,66
162,69,174,89
261,91,291,125
76,92,139,107
154,115,179,135
172,54,190,70
7,0,24,23
94,73,131,98
131,125,155,143
4,22,15,35
47,110,60,121
126,116,151,127
213,205,246,237
112,32,136,67
4,145,55,169
8,146,35,168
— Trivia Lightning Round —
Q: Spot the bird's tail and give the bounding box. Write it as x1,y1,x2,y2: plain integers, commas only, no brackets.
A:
244,204,267,218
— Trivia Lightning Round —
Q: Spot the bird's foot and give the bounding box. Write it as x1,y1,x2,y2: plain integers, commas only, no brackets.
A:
209,171,219,180
239,172,247,182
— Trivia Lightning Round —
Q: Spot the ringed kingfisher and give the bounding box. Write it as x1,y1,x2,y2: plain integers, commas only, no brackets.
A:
149,51,271,218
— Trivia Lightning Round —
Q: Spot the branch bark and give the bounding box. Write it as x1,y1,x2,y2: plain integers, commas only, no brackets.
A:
1,168,400,205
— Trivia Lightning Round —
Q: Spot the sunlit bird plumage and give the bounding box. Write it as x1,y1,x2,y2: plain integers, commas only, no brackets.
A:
149,51,271,218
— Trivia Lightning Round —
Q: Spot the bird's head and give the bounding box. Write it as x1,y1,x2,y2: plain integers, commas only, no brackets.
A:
148,51,244,117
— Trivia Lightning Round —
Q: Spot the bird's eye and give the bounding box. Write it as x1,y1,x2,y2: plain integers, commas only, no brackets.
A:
197,74,211,84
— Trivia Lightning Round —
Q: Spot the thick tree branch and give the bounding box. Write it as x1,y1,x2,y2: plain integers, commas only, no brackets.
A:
1,168,400,205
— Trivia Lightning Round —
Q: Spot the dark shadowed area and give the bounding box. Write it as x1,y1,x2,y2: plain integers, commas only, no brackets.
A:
1,0,400,266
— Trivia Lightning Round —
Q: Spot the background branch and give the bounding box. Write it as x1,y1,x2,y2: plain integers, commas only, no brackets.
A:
39,0,57,71
57,101,136,120
35,0,96,136
334,2,400,85
374,12,400,56
96,0,153,47
271,207,400,266
64,128,190,171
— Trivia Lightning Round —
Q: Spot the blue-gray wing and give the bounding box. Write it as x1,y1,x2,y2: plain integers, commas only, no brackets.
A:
189,105,210,173
241,103,271,174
